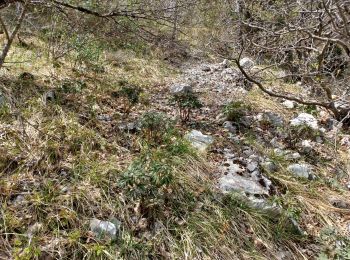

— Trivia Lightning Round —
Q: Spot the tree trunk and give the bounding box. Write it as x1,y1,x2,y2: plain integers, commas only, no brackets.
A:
0,2,27,69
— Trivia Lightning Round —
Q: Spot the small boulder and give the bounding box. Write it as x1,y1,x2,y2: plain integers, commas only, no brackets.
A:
340,135,350,148
270,137,285,149
301,140,313,153
290,113,318,130
282,100,295,109
247,196,281,218
261,161,278,173
239,57,255,70
90,218,119,240
185,130,213,152
330,199,350,209
262,112,284,127
274,148,286,156
285,152,301,161
287,163,314,179
223,121,237,134
221,59,229,68
44,90,56,103
219,174,269,195
202,65,211,72
12,195,25,205
240,115,255,128
247,162,258,172
170,83,192,95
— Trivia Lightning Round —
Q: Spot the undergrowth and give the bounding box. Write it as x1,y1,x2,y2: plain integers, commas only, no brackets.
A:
0,101,307,259
0,34,349,260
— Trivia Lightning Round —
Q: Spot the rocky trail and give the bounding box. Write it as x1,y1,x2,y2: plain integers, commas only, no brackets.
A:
146,58,350,241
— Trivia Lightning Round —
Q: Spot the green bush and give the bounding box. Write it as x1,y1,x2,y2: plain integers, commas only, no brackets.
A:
112,84,142,115
222,101,251,122
61,79,87,94
170,92,202,123
318,227,350,259
139,111,173,144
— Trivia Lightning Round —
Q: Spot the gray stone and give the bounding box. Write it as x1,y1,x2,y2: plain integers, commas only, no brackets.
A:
316,136,323,143
185,130,213,152
220,149,273,195
289,218,304,235
270,137,285,149
222,163,244,175
97,114,112,122
221,68,237,76
90,219,119,239
290,113,318,130
202,65,211,72
119,122,141,132
325,118,339,131
334,99,350,110
301,140,313,153
285,152,301,161
274,148,285,156
261,161,278,173
221,59,229,68
239,57,255,70
240,115,255,127
247,162,258,172
287,163,314,179
330,199,350,209
282,100,295,109
248,154,260,162
27,223,43,238
340,135,350,148
223,121,237,134
243,148,254,157
12,195,25,205
276,250,293,260
170,83,192,95
219,174,269,195
247,196,281,217
262,112,284,127
44,90,56,103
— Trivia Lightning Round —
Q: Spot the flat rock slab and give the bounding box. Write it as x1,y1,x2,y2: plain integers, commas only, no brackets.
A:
218,149,272,195
170,83,192,95
287,163,314,179
219,174,269,195
185,130,213,152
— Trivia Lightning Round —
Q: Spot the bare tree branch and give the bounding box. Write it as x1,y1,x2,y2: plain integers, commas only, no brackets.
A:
0,0,27,69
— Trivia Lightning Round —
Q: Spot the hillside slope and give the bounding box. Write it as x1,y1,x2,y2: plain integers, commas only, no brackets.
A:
0,42,350,259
